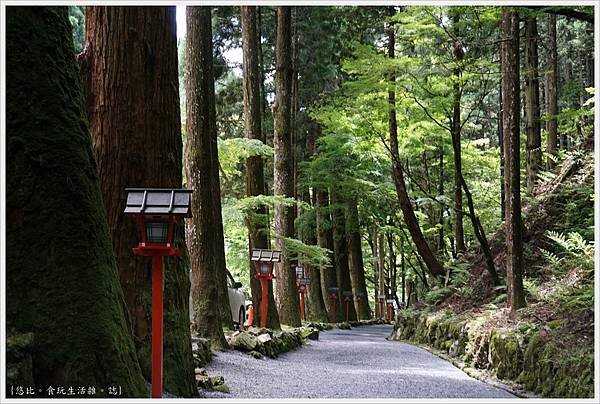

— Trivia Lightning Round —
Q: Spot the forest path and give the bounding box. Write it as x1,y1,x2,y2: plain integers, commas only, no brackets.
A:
202,324,514,398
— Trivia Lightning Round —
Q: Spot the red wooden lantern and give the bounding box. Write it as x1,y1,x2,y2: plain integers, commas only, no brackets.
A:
328,287,340,323
251,249,282,327
124,188,192,399
296,275,310,321
386,298,395,321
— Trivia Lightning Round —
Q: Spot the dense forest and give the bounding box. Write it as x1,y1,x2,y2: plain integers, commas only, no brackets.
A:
5,4,596,400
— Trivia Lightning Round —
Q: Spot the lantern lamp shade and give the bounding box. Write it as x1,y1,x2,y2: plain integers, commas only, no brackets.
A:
378,294,386,299
251,249,282,262
295,266,305,279
146,222,169,243
124,188,193,217
387,299,395,304
342,291,353,297
328,287,340,294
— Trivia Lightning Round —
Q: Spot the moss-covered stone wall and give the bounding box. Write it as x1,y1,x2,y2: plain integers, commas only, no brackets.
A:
389,309,593,398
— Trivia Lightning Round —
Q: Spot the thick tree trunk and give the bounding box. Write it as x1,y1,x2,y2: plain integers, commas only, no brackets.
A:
302,126,329,322
501,10,526,315
331,191,357,321
525,16,542,193
273,6,301,326
185,6,228,348
7,6,147,396
386,16,445,278
241,6,281,330
498,76,506,220
347,198,372,319
546,13,558,169
316,188,341,321
82,6,196,395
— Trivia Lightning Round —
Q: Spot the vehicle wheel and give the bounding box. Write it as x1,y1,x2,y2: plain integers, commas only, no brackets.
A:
238,307,245,330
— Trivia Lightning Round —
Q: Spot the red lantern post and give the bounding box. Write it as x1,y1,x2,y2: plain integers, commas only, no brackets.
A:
387,298,395,321
378,294,386,319
124,188,192,399
342,291,353,322
251,249,282,328
328,287,340,323
296,274,310,321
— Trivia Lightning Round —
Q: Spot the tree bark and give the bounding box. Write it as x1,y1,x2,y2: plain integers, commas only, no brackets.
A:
7,6,147,395
331,191,357,321
241,6,281,330
525,16,541,193
386,14,445,278
316,188,341,321
273,6,301,326
185,6,228,347
82,6,196,395
451,14,466,253
347,198,372,319
546,13,558,169
501,9,526,315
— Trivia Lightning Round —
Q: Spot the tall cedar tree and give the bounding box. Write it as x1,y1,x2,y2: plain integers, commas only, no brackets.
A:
546,13,558,168
331,191,357,321
302,128,329,322
347,197,372,319
241,5,281,329
525,16,541,192
6,6,147,396
185,6,228,347
386,12,445,278
81,6,196,395
501,9,527,315
316,189,342,321
450,12,466,253
273,6,302,326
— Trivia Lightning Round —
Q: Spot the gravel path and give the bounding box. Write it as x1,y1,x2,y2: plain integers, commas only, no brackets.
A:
202,324,514,399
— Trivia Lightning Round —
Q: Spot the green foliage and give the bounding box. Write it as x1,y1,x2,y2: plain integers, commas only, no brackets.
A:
423,287,451,306
68,6,84,53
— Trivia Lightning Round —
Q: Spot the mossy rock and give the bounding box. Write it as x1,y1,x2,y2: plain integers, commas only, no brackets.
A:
518,332,593,397
489,329,523,380
300,327,319,341
212,383,230,393
192,337,212,367
337,322,351,330
6,332,35,388
230,333,260,352
248,350,263,359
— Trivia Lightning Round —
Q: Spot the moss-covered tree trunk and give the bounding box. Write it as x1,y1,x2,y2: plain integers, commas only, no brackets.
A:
273,6,301,327
6,6,147,396
241,5,281,330
501,9,526,315
184,6,228,348
347,198,372,320
80,7,196,396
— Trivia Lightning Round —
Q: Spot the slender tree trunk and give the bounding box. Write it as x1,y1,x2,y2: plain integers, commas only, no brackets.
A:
303,125,329,322
378,233,386,300
546,13,558,168
400,236,406,305
331,191,357,321
437,149,445,254
241,6,281,330
273,6,301,326
185,6,228,348
499,74,506,220
316,188,341,321
7,7,147,395
386,13,445,278
525,16,541,192
451,14,466,253
82,6,196,394
347,198,372,319
387,229,400,308
501,9,526,315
